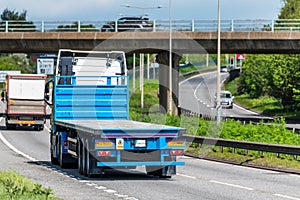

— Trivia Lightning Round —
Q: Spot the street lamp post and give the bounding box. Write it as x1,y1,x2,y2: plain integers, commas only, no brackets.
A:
168,0,173,115
216,0,221,123
122,3,162,109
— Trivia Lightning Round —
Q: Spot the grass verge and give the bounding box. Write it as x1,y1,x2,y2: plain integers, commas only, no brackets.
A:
130,79,300,172
0,171,60,200
225,79,300,119
186,145,300,171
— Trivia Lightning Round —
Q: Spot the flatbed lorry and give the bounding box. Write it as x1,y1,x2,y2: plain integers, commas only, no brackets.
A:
2,74,47,131
47,49,186,177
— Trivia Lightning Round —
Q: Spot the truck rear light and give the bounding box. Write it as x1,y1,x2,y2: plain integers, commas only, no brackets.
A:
97,151,111,157
170,150,184,156
63,141,68,152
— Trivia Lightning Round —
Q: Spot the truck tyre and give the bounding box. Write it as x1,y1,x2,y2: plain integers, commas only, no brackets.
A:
59,140,68,168
146,166,161,176
78,138,83,175
85,141,96,178
6,123,15,130
34,125,44,131
50,149,59,165
146,166,171,178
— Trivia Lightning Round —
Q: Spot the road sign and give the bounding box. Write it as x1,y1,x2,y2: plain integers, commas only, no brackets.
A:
0,71,21,83
37,58,54,75
236,54,245,60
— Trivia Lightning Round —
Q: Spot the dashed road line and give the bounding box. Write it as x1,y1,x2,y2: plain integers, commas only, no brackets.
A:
44,125,51,132
210,180,254,191
0,129,139,200
274,194,300,200
177,173,197,179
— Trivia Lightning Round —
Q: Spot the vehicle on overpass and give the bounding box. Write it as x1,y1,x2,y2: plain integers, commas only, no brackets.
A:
101,16,153,32
2,74,47,130
46,49,186,178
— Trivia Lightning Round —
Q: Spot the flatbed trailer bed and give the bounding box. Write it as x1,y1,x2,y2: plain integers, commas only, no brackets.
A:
55,119,183,137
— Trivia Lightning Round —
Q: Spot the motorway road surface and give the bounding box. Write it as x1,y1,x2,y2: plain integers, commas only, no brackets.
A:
1,118,300,200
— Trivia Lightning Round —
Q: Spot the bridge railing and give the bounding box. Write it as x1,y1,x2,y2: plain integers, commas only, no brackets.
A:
1,19,300,32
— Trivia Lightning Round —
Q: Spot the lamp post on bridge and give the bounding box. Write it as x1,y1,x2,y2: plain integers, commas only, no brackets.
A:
121,4,162,17
122,4,162,109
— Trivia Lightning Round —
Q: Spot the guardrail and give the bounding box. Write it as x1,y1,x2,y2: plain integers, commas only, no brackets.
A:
1,19,300,32
180,107,300,133
183,134,300,158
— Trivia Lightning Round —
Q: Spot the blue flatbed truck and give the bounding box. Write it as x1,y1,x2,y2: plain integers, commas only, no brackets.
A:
47,49,186,178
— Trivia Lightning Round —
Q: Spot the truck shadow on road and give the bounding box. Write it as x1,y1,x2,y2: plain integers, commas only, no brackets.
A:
27,161,174,181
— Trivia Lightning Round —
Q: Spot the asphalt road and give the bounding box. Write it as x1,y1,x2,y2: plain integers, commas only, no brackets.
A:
1,119,300,200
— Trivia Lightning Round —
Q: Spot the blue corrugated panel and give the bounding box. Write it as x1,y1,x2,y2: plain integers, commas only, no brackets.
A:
54,76,129,121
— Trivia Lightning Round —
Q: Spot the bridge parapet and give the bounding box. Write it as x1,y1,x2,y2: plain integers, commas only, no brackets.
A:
1,19,300,33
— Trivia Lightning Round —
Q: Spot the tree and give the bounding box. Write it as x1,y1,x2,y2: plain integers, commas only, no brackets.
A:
56,21,98,32
0,8,36,32
238,55,274,98
1,8,27,20
0,55,35,74
278,0,300,19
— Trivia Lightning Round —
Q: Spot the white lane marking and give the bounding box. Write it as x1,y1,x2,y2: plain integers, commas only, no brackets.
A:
0,132,38,162
274,194,300,200
290,174,300,178
104,189,117,193
233,103,260,115
0,127,139,200
87,183,97,187
210,180,254,191
177,173,197,179
179,71,216,85
193,82,203,100
79,180,90,183
45,125,51,133
115,194,129,198
95,186,107,190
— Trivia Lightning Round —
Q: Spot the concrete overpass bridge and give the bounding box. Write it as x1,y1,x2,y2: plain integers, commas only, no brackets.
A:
1,19,300,54
1,18,300,115
1,31,300,54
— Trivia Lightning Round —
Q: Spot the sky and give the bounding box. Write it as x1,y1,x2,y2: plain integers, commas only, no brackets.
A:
1,0,283,21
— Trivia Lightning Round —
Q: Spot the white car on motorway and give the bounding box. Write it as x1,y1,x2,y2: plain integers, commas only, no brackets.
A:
214,90,234,109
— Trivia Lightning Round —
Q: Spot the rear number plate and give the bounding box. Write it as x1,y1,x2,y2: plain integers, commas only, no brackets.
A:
168,141,185,147
135,140,146,148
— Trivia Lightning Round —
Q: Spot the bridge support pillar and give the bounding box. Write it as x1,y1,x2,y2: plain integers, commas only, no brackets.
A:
156,51,182,116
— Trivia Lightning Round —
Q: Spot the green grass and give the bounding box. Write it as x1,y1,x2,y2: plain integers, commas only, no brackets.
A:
225,79,300,119
186,146,300,171
129,78,300,171
0,171,60,200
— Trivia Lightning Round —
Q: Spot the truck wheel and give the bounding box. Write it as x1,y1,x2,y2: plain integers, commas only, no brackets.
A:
146,166,161,176
146,166,171,178
59,140,68,168
84,140,95,178
6,124,15,130
50,150,59,165
78,138,83,174
34,125,44,131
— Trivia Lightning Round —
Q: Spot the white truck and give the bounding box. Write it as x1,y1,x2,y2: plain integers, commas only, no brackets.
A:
2,74,47,130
